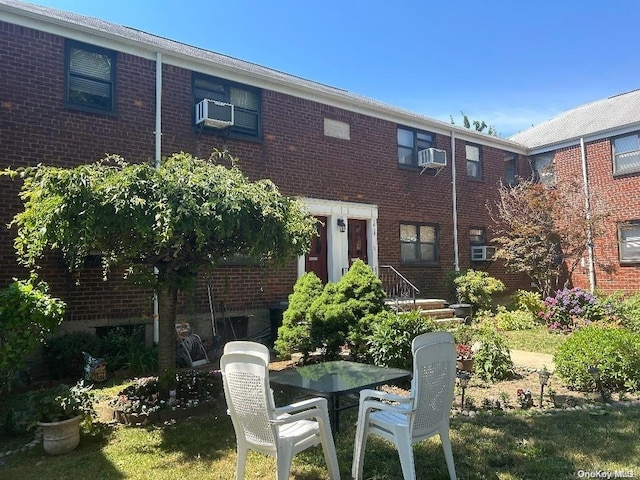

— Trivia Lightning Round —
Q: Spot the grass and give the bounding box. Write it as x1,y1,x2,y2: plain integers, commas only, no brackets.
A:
1,385,640,479
502,325,568,355
0,328,634,478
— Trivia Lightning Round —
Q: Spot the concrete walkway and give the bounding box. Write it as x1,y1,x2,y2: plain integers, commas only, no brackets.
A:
510,349,555,371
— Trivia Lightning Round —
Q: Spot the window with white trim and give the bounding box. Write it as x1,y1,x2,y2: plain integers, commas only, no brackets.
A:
400,222,438,263
618,221,640,263
466,143,482,179
613,133,640,175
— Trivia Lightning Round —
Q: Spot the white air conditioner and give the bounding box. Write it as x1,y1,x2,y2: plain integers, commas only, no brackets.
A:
195,99,234,128
418,148,447,168
471,245,496,261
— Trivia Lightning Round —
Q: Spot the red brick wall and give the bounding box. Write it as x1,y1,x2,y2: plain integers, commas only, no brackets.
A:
553,140,640,294
0,20,531,330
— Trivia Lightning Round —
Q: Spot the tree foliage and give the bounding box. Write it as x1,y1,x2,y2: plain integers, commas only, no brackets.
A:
489,178,609,297
451,111,499,136
0,276,65,393
4,150,317,372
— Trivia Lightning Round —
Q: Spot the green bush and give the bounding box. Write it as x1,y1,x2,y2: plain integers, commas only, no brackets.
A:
102,325,156,374
42,331,102,379
601,292,640,333
308,283,355,360
554,325,640,392
365,310,437,370
510,289,545,317
275,272,323,360
0,276,66,393
454,269,505,313
472,325,513,382
493,306,537,331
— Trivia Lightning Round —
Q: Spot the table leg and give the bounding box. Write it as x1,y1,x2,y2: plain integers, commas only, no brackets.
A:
329,395,339,437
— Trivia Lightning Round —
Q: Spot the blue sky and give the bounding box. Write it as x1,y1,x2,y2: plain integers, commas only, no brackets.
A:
26,0,640,137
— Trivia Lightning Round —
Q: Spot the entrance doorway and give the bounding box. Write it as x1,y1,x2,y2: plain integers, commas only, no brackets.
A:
348,219,368,266
305,216,328,282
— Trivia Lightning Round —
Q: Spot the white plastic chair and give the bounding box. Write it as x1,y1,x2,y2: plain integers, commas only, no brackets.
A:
352,332,457,480
223,340,271,365
221,351,341,480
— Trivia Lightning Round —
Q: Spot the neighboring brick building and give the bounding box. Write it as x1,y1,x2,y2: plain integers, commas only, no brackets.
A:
510,89,640,296
4,0,634,343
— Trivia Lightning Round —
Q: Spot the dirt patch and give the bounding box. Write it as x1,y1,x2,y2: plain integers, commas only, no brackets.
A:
268,360,624,412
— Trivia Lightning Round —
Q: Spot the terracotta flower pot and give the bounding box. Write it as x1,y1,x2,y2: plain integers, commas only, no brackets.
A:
37,414,82,455
456,358,474,372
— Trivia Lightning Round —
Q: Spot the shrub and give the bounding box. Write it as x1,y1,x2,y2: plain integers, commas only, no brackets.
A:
472,325,513,382
308,283,355,360
510,289,545,317
540,287,604,333
365,310,437,370
42,331,102,379
493,306,537,331
554,325,640,392
0,276,66,393
102,325,157,374
454,269,505,313
275,272,323,359
601,292,640,333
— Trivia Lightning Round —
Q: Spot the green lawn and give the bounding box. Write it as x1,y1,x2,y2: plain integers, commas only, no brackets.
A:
1,393,639,479
502,325,568,355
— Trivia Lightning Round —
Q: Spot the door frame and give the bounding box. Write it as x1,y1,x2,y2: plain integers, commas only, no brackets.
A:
297,198,378,282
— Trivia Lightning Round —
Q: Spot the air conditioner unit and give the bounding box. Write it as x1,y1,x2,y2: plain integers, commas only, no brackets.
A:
195,99,234,128
471,245,496,261
418,148,447,168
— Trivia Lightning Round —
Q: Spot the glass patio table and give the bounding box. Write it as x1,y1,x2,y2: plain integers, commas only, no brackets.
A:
270,360,411,436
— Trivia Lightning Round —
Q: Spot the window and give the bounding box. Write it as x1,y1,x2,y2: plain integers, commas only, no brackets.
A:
65,41,117,113
504,154,517,185
532,152,556,186
618,222,640,263
466,144,482,179
469,228,485,246
400,222,438,263
613,133,640,175
397,127,434,166
193,73,261,138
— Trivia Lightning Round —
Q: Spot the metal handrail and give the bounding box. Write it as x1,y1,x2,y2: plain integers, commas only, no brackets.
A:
378,265,420,309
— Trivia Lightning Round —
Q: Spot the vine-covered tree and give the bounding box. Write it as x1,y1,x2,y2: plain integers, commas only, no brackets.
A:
4,150,317,373
489,178,609,297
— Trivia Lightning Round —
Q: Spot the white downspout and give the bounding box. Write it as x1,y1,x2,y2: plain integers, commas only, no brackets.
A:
580,137,596,292
451,131,459,272
153,52,162,344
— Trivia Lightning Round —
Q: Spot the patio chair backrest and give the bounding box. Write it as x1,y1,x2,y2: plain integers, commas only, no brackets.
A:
410,332,456,439
220,352,277,449
223,341,270,366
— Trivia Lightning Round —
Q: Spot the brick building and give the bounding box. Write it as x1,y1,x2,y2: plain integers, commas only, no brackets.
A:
3,0,634,343
510,89,640,296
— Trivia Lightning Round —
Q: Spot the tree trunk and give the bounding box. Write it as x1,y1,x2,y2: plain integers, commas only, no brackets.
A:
157,284,178,374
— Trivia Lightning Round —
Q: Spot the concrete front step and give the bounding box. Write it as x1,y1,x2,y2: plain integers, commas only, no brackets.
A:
386,298,448,310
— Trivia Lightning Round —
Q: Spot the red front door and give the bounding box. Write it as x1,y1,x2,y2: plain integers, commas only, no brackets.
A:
348,219,367,266
305,216,328,283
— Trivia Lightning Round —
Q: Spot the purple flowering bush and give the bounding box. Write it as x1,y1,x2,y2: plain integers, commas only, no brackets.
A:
539,287,604,333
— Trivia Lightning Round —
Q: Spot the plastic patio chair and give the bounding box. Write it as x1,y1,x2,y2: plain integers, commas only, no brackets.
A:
221,351,340,480
223,340,271,365
352,331,458,480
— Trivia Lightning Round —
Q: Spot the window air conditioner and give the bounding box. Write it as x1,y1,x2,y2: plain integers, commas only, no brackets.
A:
471,245,496,261
418,148,447,168
195,99,234,128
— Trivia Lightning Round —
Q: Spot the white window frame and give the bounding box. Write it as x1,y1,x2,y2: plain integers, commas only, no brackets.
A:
465,143,482,179
618,222,640,264
613,133,640,175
